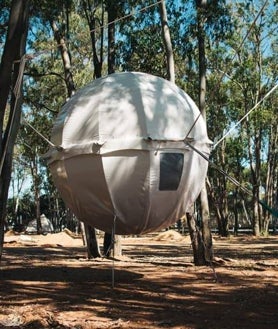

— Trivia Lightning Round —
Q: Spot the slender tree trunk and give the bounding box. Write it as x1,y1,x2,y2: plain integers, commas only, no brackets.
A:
200,185,213,261
51,20,76,98
233,188,239,235
248,130,261,236
103,232,122,258
158,0,175,83
197,2,206,120
107,1,116,75
104,1,122,256
207,178,229,237
216,142,229,236
83,224,101,258
253,192,261,236
0,0,30,261
29,153,42,234
186,212,208,265
186,0,213,265
83,1,104,78
34,175,42,234
263,124,277,234
198,0,213,263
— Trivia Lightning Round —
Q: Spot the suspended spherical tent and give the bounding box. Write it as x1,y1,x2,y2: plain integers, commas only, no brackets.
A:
46,72,211,235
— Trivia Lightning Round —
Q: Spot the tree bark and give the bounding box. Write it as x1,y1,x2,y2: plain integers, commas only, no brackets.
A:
103,232,122,258
207,177,229,237
83,224,101,258
197,0,207,121
0,0,30,260
187,0,213,265
186,212,208,265
104,2,122,256
264,124,278,234
200,184,213,262
83,0,104,78
158,0,175,83
51,20,76,98
107,1,116,74
247,126,261,236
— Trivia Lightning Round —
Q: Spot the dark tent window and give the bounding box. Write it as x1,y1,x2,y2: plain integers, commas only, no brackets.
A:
159,153,184,191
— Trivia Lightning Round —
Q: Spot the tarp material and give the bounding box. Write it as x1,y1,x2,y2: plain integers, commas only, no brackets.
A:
46,72,211,235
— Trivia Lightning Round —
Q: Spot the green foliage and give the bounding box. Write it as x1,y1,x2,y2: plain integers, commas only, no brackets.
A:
118,25,166,77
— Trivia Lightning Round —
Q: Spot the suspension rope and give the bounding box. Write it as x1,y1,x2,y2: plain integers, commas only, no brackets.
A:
185,113,201,139
185,140,278,219
184,140,253,197
96,0,163,32
21,118,63,151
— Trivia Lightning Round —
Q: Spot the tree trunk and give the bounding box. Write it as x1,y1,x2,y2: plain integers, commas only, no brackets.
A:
188,0,213,265
248,130,261,236
105,2,122,256
107,1,116,74
233,188,239,235
186,212,208,265
35,185,42,234
207,177,229,237
51,20,76,98
103,232,122,258
0,0,30,261
30,155,42,234
200,185,213,262
158,0,175,83
83,223,101,259
83,1,104,78
197,0,207,121
253,194,261,236
263,124,277,234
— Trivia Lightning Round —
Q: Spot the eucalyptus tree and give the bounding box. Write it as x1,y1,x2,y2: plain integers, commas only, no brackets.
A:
193,0,213,263
158,0,175,82
20,0,75,234
222,0,278,236
205,63,231,236
0,0,30,259
7,146,30,228
263,93,278,233
80,0,105,78
176,0,233,261
257,5,278,234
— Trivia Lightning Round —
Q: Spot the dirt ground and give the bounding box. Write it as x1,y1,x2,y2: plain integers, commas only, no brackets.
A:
0,230,277,329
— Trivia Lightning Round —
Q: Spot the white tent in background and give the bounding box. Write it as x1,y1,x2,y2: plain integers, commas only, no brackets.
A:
25,214,54,233
46,72,211,235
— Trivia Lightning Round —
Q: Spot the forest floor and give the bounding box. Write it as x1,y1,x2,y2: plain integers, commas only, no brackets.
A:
0,229,278,329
